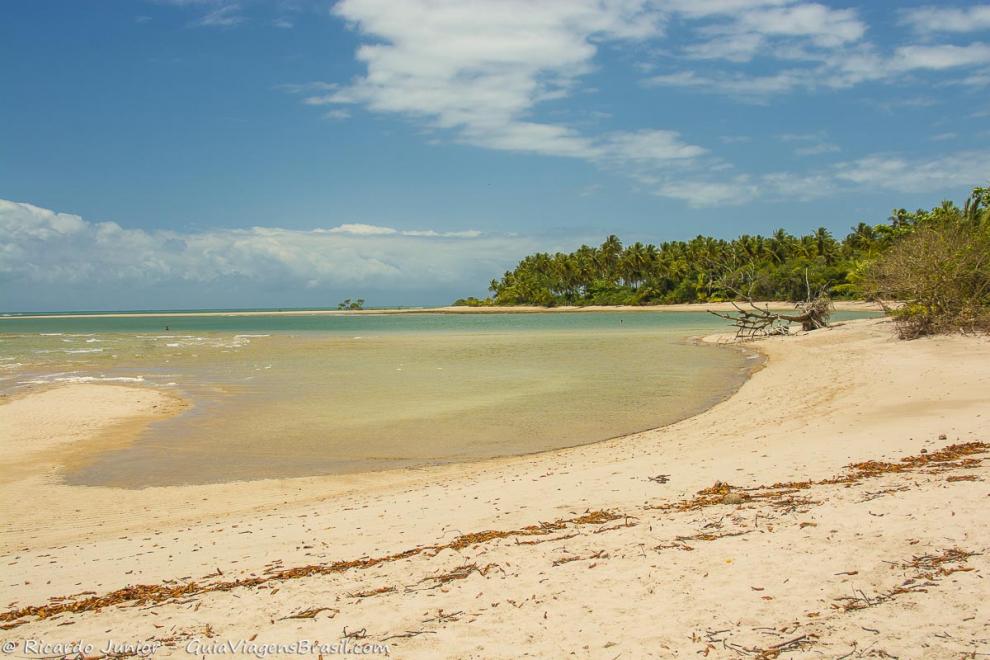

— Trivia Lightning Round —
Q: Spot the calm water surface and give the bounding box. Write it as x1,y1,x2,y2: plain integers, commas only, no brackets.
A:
0,311,870,488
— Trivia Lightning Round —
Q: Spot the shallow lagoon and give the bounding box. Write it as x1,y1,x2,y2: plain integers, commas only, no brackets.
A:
0,311,870,487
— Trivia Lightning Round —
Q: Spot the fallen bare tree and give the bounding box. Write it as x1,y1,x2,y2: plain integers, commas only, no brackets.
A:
708,268,834,339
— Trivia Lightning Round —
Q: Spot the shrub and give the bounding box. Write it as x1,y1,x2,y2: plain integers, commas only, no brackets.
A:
863,215,990,338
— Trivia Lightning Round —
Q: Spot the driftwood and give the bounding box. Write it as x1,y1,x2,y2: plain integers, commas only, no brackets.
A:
709,271,834,339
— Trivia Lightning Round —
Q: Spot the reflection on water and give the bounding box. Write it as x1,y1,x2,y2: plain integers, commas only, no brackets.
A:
0,313,757,487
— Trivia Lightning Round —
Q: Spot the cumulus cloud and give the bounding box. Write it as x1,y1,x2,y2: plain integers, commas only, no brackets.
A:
641,2,989,99
646,40,990,97
0,199,548,309
682,2,866,62
893,43,990,70
638,150,989,207
900,5,990,34
832,151,990,192
297,0,709,169
651,177,761,207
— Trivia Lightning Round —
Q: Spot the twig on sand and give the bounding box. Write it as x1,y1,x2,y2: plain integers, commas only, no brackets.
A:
381,629,436,642
346,586,395,599
342,626,367,639
281,606,338,620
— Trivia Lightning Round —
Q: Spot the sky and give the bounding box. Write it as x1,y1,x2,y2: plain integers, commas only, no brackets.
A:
1,0,989,311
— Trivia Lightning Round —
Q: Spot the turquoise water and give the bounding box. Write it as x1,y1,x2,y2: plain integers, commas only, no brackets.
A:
0,311,876,487
0,309,735,334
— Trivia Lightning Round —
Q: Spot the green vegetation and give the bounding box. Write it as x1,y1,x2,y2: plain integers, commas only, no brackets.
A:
863,187,990,338
458,187,990,337
337,298,365,310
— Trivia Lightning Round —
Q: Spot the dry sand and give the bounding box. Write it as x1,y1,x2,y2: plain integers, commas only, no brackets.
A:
0,317,988,658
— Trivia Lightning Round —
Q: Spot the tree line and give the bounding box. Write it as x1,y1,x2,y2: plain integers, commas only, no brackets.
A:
456,187,990,324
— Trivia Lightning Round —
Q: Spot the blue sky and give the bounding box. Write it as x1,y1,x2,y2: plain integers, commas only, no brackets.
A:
1,0,988,311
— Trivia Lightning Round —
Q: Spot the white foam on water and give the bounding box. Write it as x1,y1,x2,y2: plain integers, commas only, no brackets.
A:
65,348,104,354
18,375,146,385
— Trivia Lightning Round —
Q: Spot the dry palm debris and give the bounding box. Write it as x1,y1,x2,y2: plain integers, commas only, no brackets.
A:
834,441,987,482
0,510,617,628
900,548,978,580
648,442,988,514
834,547,977,612
1,443,983,630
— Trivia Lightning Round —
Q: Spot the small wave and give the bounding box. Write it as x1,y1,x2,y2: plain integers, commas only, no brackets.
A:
65,348,104,354
39,333,64,336
234,334,271,339
19,375,146,385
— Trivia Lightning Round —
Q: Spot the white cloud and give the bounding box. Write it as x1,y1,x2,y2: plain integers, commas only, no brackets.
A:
833,151,990,192
682,2,866,63
659,0,793,19
640,148,989,206
191,3,245,28
735,3,865,47
303,0,713,168
651,177,760,207
893,43,990,70
326,223,397,236
0,200,542,301
648,40,990,98
599,130,707,163
900,5,990,34
645,69,809,98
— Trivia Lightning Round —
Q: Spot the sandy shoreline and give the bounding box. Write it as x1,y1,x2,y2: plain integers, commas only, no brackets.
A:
1,318,988,657
0,300,883,320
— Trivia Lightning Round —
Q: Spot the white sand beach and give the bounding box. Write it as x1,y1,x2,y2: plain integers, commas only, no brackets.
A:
1,317,988,658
